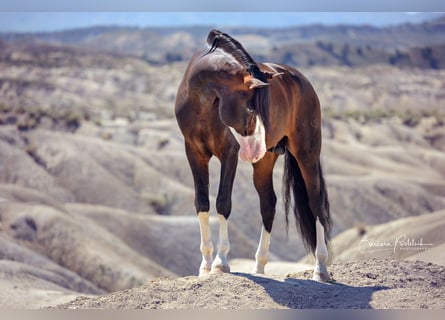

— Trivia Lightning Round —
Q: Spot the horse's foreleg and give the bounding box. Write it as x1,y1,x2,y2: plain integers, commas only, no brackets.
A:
198,211,214,276
211,148,238,274
185,142,213,276
210,214,231,274
252,152,278,274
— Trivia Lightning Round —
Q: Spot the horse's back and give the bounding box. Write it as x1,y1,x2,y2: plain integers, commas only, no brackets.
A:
260,62,318,98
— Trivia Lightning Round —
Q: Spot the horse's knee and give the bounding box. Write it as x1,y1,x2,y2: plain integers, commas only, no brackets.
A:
195,196,210,213
262,217,273,234
216,195,231,218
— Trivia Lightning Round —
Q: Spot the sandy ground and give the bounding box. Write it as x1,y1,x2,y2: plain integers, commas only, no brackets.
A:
55,259,444,309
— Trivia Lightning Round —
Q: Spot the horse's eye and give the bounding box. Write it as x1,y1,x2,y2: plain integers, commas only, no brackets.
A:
246,106,254,114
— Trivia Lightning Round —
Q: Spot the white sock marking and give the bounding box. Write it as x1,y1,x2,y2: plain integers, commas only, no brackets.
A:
211,214,231,273
252,226,271,274
313,217,329,281
198,211,214,276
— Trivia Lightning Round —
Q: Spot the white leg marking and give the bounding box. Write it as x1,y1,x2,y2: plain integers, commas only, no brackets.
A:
211,214,231,274
252,226,271,274
313,217,330,282
198,211,214,276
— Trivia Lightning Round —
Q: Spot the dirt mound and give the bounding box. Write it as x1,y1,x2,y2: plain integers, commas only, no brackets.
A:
56,259,445,309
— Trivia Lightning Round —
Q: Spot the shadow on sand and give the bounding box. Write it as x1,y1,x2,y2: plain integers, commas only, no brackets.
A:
233,272,389,309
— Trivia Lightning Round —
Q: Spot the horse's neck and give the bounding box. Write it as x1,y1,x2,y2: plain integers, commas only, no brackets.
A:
194,51,243,86
187,52,243,110
201,49,242,73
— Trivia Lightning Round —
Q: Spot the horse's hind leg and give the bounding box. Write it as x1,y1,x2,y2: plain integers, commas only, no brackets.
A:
313,216,329,282
184,142,213,276
297,159,331,282
211,147,238,274
252,152,278,274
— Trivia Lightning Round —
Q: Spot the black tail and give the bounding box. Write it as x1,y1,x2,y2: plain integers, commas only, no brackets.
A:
283,149,331,254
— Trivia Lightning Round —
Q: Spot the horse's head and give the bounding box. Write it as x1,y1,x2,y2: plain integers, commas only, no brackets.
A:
218,71,270,163
203,29,281,163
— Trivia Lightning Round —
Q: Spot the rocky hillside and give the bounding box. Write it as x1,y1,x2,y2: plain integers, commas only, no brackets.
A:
1,15,445,68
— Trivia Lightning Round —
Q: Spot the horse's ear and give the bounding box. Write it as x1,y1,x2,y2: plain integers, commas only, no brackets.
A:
244,75,270,89
264,71,284,80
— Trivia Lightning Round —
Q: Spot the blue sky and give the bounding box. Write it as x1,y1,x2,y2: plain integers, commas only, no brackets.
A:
0,12,443,32
0,0,444,11
0,0,444,32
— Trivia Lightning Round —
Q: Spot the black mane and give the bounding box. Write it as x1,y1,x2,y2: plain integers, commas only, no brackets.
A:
205,29,270,128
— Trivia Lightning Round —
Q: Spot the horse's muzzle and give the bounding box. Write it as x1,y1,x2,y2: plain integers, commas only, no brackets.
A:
229,117,267,163
238,135,267,163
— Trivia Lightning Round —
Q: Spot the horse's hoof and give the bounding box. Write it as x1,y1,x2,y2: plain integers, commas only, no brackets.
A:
199,263,212,277
312,271,333,283
251,266,265,274
210,264,230,274
199,269,210,277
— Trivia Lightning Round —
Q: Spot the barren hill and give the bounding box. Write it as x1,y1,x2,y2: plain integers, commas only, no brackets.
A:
2,15,445,68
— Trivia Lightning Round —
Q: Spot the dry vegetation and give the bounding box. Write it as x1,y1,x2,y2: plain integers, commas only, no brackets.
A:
0,22,444,308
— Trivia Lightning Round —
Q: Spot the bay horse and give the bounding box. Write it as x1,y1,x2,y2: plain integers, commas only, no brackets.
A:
175,30,332,281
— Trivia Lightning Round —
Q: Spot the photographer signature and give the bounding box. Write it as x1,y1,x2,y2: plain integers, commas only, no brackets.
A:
359,234,434,254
